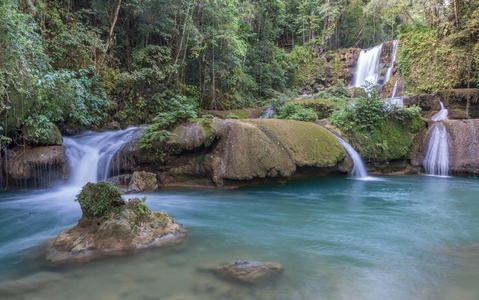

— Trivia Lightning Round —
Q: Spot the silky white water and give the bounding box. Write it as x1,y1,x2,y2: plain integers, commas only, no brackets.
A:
336,137,368,178
423,100,449,176
384,40,398,84
351,44,383,87
63,127,140,186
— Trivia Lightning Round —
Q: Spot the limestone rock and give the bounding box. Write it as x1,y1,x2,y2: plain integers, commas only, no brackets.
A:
443,119,479,175
6,146,69,186
128,171,158,192
215,261,284,284
46,205,186,263
129,118,350,188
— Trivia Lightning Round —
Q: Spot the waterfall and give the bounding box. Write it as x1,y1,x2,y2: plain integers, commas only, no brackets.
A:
423,100,449,176
384,40,398,84
260,107,275,119
391,80,398,98
336,137,368,178
63,127,140,187
351,44,383,88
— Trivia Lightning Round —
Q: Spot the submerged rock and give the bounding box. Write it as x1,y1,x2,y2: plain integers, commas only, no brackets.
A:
215,261,284,284
0,272,61,296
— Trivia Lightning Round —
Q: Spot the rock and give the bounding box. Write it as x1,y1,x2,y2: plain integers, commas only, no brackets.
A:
403,94,442,118
128,171,158,192
0,272,61,296
130,118,350,188
46,183,185,263
23,121,63,146
103,121,122,131
215,261,284,284
443,119,479,175
437,89,479,119
103,174,132,193
6,146,69,187
336,48,361,86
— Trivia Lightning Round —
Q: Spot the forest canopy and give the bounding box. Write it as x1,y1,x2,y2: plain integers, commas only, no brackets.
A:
1,0,478,149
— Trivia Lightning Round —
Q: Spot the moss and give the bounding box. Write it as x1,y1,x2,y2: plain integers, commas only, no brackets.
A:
247,119,346,167
291,98,338,119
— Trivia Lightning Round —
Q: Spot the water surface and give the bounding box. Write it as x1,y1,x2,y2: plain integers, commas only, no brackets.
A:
1,175,478,300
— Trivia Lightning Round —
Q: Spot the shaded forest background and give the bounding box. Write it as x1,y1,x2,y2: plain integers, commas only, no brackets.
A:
1,0,478,149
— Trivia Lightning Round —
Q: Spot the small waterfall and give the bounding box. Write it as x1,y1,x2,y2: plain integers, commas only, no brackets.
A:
423,100,449,176
63,127,140,187
351,44,383,87
384,40,398,84
260,107,275,119
391,80,398,98
336,137,368,178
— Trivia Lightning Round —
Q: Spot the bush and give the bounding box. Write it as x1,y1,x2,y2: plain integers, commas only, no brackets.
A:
277,103,318,122
76,182,125,219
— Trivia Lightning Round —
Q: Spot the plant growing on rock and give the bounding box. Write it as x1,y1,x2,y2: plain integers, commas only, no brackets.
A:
277,103,318,122
75,182,125,219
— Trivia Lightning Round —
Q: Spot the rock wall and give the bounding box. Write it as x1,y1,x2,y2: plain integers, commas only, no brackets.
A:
444,119,479,175
3,146,69,187
122,119,352,188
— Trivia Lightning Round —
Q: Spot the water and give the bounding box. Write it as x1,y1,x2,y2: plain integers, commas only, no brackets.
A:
351,44,383,87
385,40,398,84
424,100,449,176
1,176,479,299
391,79,398,98
260,107,275,119
384,97,404,107
336,137,369,179
63,127,140,186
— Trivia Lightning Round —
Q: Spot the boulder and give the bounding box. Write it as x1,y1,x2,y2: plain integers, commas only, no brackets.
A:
443,119,479,175
215,261,284,284
128,171,158,192
46,183,186,263
130,118,350,188
6,146,69,187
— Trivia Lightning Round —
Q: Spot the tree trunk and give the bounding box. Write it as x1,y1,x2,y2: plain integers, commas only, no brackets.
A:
98,0,122,68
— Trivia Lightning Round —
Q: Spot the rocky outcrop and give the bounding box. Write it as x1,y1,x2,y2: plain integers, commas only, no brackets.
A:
125,118,351,188
403,94,442,118
443,119,479,175
127,171,158,192
198,261,284,284
411,119,479,175
336,48,361,86
47,200,186,263
5,146,69,187
437,89,479,119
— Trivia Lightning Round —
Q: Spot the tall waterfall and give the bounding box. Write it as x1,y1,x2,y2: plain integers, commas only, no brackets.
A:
336,137,368,178
351,44,383,87
391,80,398,98
423,100,449,176
63,127,140,187
351,40,398,88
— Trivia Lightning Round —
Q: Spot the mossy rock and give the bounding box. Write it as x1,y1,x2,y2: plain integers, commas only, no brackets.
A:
76,182,125,220
291,98,338,119
23,122,62,146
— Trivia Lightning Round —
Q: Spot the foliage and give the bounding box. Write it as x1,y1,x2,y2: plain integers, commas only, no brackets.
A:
136,196,150,216
76,182,125,220
277,103,318,122
330,84,422,161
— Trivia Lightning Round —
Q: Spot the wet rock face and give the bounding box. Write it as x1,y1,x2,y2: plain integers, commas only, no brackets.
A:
443,119,479,175
438,89,479,119
214,261,284,284
5,146,69,187
336,48,361,86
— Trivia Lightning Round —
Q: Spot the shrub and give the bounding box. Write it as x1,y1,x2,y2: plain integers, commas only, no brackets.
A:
277,103,318,122
76,182,125,219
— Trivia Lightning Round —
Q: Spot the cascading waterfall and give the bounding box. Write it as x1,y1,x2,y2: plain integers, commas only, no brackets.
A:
385,40,398,83
351,44,383,87
336,136,368,178
260,107,275,119
423,100,449,176
63,127,140,187
351,40,398,88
